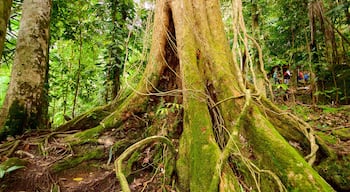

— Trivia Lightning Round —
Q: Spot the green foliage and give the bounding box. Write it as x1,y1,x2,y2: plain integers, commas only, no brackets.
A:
1,0,22,64
239,0,350,104
0,165,24,179
0,157,26,179
0,65,10,106
155,100,183,119
48,0,150,127
49,39,106,126
290,105,313,121
318,105,346,114
274,83,288,91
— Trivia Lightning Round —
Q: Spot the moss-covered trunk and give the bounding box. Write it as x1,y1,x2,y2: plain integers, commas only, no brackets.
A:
0,0,52,138
57,0,333,191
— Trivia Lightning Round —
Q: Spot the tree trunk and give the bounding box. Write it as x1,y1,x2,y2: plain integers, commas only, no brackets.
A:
58,0,333,191
250,0,266,97
0,0,12,60
0,0,52,139
72,28,83,118
98,0,332,191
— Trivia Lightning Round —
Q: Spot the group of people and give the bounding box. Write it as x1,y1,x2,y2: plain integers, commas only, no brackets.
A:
272,69,310,85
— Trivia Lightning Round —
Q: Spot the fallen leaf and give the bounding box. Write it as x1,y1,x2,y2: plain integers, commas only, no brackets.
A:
73,177,83,181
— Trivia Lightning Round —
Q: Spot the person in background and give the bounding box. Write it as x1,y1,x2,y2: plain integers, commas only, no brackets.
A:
273,69,279,84
304,71,309,83
298,70,304,84
283,69,291,84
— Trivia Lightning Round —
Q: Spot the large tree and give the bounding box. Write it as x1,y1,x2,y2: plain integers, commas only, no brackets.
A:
0,0,338,191
0,0,12,60
0,0,52,138
55,0,333,191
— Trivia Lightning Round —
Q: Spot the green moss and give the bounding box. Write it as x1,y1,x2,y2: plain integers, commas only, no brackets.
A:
125,150,140,177
177,95,221,191
316,132,338,145
316,156,350,191
64,125,104,145
331,128,350,141
51,148,104,173
0,100,26,140
291,105,313,121
243,105,334,191
318,105,344,114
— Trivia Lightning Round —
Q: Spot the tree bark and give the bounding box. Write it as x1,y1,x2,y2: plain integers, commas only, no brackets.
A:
87,0,331,191
60,0,334,191
0,0,12,60
0,0,52,139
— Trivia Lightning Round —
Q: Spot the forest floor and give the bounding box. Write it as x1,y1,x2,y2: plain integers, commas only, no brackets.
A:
0,103,349,191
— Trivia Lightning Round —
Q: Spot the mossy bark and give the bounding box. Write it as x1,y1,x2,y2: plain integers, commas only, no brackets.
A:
0,0,52,138
242,105,332,191
51,148,105,173
155,0,332,191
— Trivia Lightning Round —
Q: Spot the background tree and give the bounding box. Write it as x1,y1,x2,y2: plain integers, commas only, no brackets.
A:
0,0,52,139
0,0,13,60
48,0,143,125
261,0,350,104
104,0,135,101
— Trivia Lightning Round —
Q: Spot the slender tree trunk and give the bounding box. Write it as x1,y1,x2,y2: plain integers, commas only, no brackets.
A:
250,0,267,97
0,0,52,139
0,0,12,60
341,0,350,26
106,0,128,100
72,29,83,118
304,29,317,105
63,51,73,117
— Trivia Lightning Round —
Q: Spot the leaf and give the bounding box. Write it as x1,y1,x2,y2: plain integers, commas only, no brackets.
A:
276,83,288,91
0,169,5,178
5,165,25,173
73,177,83,181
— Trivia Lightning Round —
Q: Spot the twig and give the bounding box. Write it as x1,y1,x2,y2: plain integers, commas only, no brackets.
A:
15,150,35,158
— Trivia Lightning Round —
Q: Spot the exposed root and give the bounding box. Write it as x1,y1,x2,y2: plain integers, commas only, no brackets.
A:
261,97,318,165
57,105,112,132
114,136,176,192
2,140,21,157
210,90,252,191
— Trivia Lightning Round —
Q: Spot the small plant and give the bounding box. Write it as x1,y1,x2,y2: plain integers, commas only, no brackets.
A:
274,83,288,91
0,165,25,179
155,99,182,118
0,157,26,179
